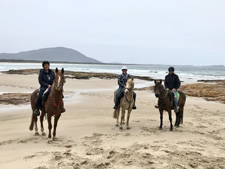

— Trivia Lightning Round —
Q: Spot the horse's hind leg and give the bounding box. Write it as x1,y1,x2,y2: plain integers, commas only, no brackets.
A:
40,111,46,136
159,110,163,130
34,117,39,135
116,107,120,127
53,114,61,141
175,112,179,127
168,110,173,131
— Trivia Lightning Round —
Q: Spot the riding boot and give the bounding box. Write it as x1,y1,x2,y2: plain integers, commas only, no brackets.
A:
33,109,40,116
61,107,66,113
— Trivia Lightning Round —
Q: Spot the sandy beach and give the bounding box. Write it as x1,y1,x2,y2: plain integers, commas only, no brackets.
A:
0,73,225,169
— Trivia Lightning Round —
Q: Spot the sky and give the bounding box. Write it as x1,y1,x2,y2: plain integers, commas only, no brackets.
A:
0,0,225,65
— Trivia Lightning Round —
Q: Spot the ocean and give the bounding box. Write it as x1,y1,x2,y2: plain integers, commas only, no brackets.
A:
0,62,225,83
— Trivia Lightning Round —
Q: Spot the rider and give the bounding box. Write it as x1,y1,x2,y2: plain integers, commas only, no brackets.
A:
164,67,181,113
113,66,136,110
33,61,65,116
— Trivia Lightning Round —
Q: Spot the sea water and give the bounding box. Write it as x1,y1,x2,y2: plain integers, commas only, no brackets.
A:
0,62,225,83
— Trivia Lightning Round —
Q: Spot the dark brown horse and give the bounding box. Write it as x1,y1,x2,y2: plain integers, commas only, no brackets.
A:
154,80,186,131
29,68,65,140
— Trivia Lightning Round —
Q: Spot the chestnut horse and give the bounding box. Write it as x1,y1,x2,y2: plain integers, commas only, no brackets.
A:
29,68,65,140
154,80,186,131
113,78,135,130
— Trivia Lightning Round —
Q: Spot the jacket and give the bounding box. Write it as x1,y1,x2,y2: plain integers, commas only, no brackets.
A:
164,73,181,90
38,69,55,90
118,74,132,88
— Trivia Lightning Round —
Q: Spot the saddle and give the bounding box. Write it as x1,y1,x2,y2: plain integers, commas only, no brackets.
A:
168,91,180,107
38,88,51,108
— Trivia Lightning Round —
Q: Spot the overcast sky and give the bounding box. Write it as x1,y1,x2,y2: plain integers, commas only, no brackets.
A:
0,0,224,65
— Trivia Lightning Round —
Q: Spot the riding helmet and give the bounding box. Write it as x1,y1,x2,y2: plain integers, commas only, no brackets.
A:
121,66,128,70
168,67,175,72
42,61,50,67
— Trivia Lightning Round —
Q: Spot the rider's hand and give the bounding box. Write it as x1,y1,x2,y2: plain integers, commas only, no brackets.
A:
166,88,169,91
172,88,176,92
48,85,51,88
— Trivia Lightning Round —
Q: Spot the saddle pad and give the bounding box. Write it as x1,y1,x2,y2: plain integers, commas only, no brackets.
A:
170,91,180,102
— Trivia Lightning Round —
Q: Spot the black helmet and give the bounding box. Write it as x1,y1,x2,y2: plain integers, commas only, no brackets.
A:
168,67,175,72
42,61,50,67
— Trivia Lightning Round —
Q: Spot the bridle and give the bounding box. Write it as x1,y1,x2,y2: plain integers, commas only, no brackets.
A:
124,86,134,110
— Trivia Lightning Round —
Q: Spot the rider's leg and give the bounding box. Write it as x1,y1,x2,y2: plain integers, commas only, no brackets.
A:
114,87,124,109
133,91,137,109
34,89,45,116
173,91,178,112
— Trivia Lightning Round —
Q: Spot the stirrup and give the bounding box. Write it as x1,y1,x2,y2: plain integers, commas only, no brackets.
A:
33,109,40,116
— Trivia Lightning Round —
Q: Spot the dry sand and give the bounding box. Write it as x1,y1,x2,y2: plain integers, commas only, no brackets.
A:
0,74,225,169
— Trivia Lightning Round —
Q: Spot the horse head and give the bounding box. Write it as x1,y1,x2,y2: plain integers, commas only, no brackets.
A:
54,68,65,91
154,80,164,98
124,78,134,94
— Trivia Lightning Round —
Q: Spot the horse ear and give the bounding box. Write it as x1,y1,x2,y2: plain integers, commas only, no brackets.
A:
55,68,58,73
132,77,134,81
154,80,156,84
160,80,162,84
61,68,64,74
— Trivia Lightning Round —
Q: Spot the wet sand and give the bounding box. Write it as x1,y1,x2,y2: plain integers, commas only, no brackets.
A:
0,73,225,169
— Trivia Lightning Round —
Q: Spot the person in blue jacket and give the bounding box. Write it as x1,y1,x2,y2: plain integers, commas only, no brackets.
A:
113,66,136,110
33,61,65,116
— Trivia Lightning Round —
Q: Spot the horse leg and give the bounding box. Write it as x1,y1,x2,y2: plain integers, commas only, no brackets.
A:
126,110,132,129
40,111,46,136
175,112,179,127
116,107,120,127
53,114,61,141
29,114,35,131
168,110,173,131
120,109,125,130
34,116,39,135
159,110,163,130
47,114,52,139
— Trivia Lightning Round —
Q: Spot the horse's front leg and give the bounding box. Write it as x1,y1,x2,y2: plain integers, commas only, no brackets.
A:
40,111,46,136
53,114,61,141
126,109,132,130
120,109,125,130
159,109,163,130
47,114,52,139
168,110,173,131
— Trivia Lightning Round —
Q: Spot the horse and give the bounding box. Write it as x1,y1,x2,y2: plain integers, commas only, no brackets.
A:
154,80,186,131
29,68,65,140
113,78,135,130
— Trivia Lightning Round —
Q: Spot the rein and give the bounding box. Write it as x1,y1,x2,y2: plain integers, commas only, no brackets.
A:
124,87,134,109
50,94,62,109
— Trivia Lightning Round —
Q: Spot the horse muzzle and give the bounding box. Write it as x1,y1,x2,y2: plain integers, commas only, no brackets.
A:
155,94,159,98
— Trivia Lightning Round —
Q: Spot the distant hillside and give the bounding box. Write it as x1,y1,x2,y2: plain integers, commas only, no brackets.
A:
0,47,101,63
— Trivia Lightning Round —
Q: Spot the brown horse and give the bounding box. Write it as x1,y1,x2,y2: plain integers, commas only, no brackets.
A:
29,68,65,140
154,80,186,131
113,78,135,130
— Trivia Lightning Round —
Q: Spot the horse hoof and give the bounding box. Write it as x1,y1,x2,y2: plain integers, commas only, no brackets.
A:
159,127,162,130
35,132,40,136
52,137,56,141
42,132,46,136
170,128,173,131
127,127,131,130
120,127,123,130
122,122,125,125
116,124,119,127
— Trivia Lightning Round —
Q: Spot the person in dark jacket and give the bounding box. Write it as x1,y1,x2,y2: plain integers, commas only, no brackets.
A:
113,66,136,109
33,61,65,116
164,67,181,112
